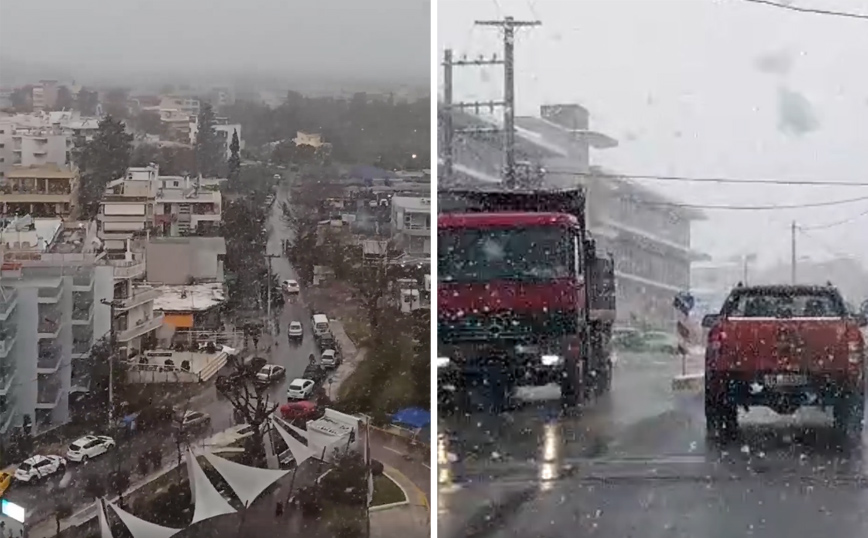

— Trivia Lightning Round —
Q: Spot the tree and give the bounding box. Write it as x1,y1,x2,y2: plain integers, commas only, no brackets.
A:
74,116,133,218
214,359,279,467
130,144,195,176
228,129,241,189
281,182,341,285
54,86,75,111
9,86,33,112
133,110,162,135
76,88,99,116
83,337,127,425
104,88,130,118
195,102,223,177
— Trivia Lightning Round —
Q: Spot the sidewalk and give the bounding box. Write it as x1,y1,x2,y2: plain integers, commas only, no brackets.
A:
371,464,429,538
672,346,705,393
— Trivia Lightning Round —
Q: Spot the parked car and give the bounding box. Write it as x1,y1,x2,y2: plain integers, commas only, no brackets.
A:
320,349,340,369
255,364,287,384
640,331,679,354
282,279,300,294
66,435,116,463
287,321,304,339
302,363,327,384
287,378,316,400
278,400,323,423
14,455,66,483
175,410,212,433
0,471,12,496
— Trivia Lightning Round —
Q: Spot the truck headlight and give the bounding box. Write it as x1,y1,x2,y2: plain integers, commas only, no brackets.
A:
436,357,451,368
541,355,563,367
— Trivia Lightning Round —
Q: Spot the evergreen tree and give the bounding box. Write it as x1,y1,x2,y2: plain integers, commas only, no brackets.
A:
194,102,223,177
227,129,241,188
74,116,133,219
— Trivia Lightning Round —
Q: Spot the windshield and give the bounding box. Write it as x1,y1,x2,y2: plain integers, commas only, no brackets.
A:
438,225,574,283
18,462,31,472
723,289,846,318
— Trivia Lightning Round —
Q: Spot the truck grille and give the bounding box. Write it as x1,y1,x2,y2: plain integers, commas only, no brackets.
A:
439,310,578,343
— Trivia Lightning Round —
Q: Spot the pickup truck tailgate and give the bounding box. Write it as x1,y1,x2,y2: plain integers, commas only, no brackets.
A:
720,318,851,372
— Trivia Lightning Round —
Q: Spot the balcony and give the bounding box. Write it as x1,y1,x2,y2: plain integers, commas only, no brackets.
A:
115,287,160,312
36,377,62,409
111,259,146,279
37,315,62,340
0,395,17,434
37,344,62,373
72,340,91,359
0,366,15,396
37,281,63,304
117,313,164,343
0,289,17,321
72,271,94,291
72,302,94,324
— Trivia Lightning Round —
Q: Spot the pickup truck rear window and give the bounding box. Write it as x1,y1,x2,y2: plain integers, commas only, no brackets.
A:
722,289,846,318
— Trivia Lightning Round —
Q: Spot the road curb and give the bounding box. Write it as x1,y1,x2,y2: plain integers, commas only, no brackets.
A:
672,373,704,393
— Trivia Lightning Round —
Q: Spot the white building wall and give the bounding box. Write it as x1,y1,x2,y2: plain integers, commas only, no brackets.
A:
16,287,38,432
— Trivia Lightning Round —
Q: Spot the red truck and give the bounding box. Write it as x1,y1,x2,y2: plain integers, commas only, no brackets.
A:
437,186,616,408
702,283,867,440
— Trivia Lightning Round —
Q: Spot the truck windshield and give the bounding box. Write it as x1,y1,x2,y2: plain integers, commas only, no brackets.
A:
722,289,846,318
438,225,573,283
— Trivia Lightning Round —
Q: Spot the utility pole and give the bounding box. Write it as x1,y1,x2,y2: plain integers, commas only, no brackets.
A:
441,16,538,187
100,298,122,428
791,221,797,284
475,16,540,187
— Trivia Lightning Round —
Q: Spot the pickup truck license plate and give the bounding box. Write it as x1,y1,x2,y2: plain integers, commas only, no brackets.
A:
764,374,807,387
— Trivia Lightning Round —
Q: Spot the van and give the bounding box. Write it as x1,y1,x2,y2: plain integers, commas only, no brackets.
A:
312,314,330,337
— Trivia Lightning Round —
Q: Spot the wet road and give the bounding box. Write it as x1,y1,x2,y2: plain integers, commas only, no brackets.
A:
438,351,868,537
7,179,328,524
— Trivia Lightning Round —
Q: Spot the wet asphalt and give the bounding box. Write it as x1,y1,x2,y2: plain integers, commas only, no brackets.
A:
438,351,868,538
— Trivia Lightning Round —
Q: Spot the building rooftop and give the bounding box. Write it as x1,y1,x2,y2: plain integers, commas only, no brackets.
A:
153,282,225,312
6,165,76,180
391,196,431,213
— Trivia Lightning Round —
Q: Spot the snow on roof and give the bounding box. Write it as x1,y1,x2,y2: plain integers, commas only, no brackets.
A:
152,282,225,312
392,196,431,213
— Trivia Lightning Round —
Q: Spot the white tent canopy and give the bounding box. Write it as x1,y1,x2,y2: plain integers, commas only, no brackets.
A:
109,502,181,538
272,418,317,465
203,451,289,507
97,499,114,538
288,420,351,456
186,449,237,524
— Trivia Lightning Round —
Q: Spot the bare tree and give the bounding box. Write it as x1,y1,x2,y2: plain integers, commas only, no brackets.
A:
215,359,279,467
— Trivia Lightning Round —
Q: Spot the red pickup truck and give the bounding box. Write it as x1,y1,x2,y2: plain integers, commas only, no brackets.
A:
702,284,867,441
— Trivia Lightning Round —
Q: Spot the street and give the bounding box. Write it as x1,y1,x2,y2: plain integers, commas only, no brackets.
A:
5,181,329,526
438,351,868,537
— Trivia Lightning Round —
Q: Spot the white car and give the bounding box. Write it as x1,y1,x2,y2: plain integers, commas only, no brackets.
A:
287,321,303,339
14,455,66,483
321,349,339,369
256,364,286,383
282,279,300,294
286,378,315,400
66,435,116,463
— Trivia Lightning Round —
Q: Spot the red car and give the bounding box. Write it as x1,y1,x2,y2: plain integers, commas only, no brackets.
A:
279,400,323,424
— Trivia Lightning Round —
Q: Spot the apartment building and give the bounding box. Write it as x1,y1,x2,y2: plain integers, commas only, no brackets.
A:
97,166,222,253
159,95,201,117
390,196,431,256
0,121,71,181
441,102,707,328
189,116,243,160
0,165,78,218
0,219,113,433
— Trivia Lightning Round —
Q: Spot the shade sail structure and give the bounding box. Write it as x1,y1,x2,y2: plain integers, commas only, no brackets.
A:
272,418,317,465
97,499,114,538
186,449,237,524
203,451,289,507
108,502,181,538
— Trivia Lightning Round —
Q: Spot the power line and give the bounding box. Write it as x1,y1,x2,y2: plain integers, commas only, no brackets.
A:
797,206,868,230
734,0,868,20
636,194,868,210
545,169,868,187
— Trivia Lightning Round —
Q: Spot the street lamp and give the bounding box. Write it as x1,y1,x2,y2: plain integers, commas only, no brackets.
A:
100,298,123,428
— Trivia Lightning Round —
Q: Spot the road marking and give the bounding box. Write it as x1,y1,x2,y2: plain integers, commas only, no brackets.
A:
384,446,406,456
421,463,431,470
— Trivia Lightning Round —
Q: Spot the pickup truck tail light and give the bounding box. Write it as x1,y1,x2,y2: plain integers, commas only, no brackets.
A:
846,327,864,365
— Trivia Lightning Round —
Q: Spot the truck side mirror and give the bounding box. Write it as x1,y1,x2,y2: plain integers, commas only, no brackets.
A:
701,314,719,329
855,313,868,328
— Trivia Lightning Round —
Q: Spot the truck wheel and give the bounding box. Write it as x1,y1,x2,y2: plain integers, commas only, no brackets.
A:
594,360,613,396
705,377,737,440
560,357,583,408
833,392,865,443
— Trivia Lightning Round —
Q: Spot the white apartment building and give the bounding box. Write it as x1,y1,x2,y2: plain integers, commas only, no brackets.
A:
159,96,201,117
390,196,431,256
189,117,243,160
0,217,162,434
97,165,223,253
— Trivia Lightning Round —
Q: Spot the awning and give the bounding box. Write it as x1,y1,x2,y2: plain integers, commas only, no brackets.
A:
163,313,194,328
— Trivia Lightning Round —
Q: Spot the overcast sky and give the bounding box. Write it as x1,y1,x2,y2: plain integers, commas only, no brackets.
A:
0,0,430,84
439,0,868,270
